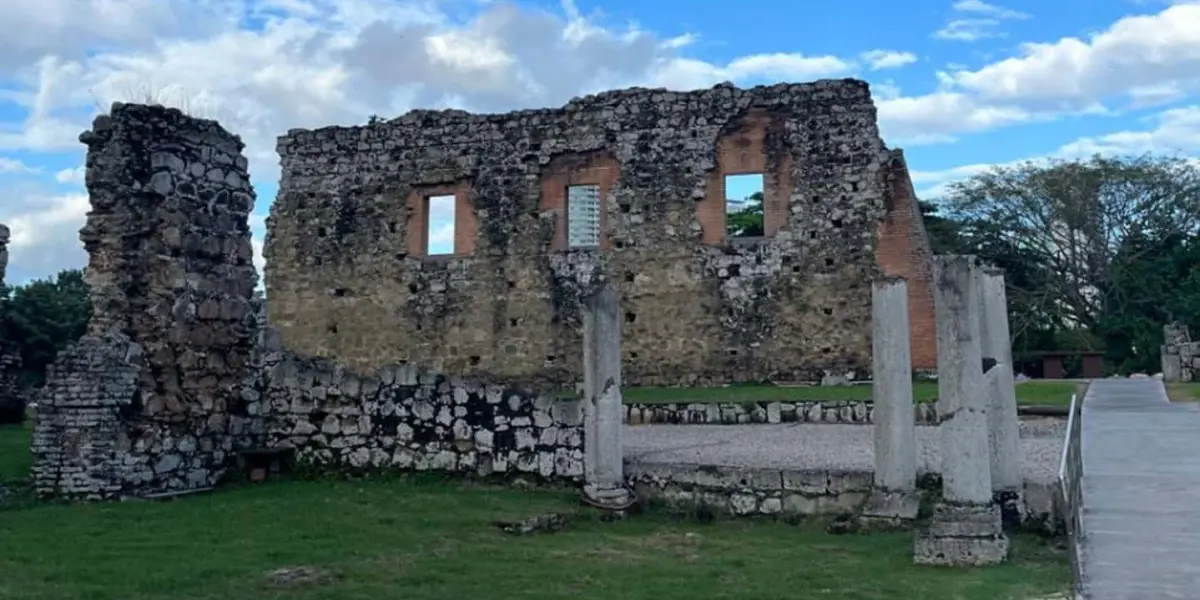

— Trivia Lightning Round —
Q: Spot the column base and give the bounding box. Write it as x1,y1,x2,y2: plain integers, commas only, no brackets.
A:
913,502,1009,566
581,483,636,512
858,488,920,530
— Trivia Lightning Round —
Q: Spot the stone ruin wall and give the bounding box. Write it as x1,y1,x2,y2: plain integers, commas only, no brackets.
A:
253,326,585,479
0,223,24,423
876,150,937,371
31,103,261,499
30,103,587,499
1163,323,1199,382
30,79,942,499
265,79,938,390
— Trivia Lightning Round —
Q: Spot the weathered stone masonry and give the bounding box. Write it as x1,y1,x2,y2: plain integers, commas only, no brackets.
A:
266,80,938,390
252,323,586,479
31,103,260,499
1163,323,1199,382
31,103,590,499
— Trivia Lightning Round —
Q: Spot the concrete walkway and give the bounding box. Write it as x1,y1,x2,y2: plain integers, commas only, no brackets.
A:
1078,379,1200,599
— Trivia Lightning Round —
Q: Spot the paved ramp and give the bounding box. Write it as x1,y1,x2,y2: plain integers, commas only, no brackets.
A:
1078,379,1200,599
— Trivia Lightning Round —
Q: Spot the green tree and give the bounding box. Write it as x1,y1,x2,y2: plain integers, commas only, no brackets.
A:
1095,231,1200,373
936,154,1200,371
728,191,764,237
0,269,92,389
920,200,1060,355
919,200,969,254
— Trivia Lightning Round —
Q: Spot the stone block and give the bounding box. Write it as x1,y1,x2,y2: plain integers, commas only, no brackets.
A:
858,489,920,529
914,502,1009,566
913,531,1009,567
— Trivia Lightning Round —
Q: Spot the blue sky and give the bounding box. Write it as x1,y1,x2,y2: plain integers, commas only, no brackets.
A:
1,0,1198,282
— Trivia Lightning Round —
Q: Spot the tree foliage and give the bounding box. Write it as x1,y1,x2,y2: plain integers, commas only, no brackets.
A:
0,269,92,388
728,191,764,237
930,154,1200,372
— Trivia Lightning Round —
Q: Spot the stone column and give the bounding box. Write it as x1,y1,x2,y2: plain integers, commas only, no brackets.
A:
581,284,633,510
914,255,1008,566
860,277,918,527
977,267,1022,528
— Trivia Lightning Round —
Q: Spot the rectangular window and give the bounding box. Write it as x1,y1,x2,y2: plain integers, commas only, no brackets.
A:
725,173,764,238
426,194,456,255
566,184,601,248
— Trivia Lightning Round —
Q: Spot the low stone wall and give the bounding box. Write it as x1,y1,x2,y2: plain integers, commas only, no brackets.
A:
627,461,1059,529
624,400,939,425
258,334,586,480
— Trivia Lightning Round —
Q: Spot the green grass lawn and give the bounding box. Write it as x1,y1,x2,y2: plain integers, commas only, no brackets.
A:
0,420,31,483
1168,382,1200,402
0,475,1069,600
623,380,1080,408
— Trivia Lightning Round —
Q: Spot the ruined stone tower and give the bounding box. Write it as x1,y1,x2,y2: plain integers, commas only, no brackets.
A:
31,103,260,499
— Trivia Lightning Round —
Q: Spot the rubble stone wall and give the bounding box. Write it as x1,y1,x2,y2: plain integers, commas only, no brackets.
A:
1163,323,1199,382
253,326,586,479
31,103,260,499
626,461,1058,529
266,79,938,390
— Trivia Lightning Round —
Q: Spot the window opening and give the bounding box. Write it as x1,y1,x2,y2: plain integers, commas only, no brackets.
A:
725,174,764,238
426,194,456,255
566,184,601,248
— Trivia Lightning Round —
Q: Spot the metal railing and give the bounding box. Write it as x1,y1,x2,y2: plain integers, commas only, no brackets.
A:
1058,392,1085,596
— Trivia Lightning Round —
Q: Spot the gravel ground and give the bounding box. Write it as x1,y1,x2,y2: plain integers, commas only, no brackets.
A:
624,417,1066,483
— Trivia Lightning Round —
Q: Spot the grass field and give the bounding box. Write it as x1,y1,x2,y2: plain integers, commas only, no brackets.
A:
0,420,30,483
622,380,1081,407
1167,382,1200,402
0,472,1070,600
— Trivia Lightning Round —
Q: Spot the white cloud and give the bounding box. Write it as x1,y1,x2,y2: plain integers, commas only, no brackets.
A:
1057,104,1200,156
0,158,38,174
0,184,88,283
911,104,1200,199
891,2,1200,143
952,0,1030,20
934,19,1004,42
0,0,239,75
860,50,918,70
943,3,1200,111
934,0,1029,41
54,166,84,184
876,91,1037,144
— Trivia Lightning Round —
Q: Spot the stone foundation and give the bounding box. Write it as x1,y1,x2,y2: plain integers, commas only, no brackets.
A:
256,336,586,479
627,461,1058,528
